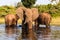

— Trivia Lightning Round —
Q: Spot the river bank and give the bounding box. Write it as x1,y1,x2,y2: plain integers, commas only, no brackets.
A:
0,17,60,26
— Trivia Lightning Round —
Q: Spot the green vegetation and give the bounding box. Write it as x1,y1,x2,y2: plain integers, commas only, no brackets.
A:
21,0,36,8
0,2,60,18
0,1,60,25
34,3,60,17
0,6,16,17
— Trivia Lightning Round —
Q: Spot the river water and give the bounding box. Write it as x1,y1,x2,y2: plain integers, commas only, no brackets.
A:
0,24,60,40
0,24,22,40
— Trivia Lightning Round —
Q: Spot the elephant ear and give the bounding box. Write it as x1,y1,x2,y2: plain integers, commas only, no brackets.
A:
16,7,24,20
31,8,39,20
24,8,33,24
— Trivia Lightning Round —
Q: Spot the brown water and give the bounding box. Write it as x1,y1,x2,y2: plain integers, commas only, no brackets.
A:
0,24,60,40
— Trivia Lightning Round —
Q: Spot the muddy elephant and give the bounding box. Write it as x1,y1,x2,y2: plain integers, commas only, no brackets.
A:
5,14,19,28
35,12,52,30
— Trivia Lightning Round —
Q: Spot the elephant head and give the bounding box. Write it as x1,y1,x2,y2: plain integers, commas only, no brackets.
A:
24,8,33,24
16,7,32,24
24,8,39,24
16,7,26,21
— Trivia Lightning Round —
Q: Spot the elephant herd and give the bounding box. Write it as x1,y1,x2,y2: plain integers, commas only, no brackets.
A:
5,7,52,33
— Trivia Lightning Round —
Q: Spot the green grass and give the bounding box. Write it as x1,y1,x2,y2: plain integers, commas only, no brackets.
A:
0,17,60,26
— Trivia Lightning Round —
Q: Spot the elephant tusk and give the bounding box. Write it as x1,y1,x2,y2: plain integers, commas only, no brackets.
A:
24,21,26,24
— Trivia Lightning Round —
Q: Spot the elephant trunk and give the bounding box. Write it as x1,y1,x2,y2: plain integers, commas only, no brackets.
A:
24,8,33,24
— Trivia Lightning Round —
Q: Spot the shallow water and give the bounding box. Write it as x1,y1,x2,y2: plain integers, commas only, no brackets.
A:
22,25,60,40
0,24,60,40
0,24,22,40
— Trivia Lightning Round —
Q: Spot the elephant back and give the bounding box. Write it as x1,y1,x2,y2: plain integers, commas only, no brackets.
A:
39,12,52,24
42,12,52,23
5,14,17,25
41,12,51,19
31,8,39,21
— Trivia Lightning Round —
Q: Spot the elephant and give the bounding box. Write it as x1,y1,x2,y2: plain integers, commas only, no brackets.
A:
16,7,39,38
5,14,19,28
16,7,39,29
35,12,52,30
16,7,26,21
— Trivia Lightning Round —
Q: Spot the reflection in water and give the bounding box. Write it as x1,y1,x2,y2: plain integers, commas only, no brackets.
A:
22,29,37,40
22,25,60,40
1,24,60,40
22,24,51,40
37,27,51,40
5,26,16,35
22,23,37,40
27,29,37,40
51,30,60,40
0,24,22,40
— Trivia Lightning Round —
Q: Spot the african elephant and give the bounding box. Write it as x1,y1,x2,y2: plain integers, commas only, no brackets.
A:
16,7,39,29
16,7,39,38
35,12,52,30
5,14,19,28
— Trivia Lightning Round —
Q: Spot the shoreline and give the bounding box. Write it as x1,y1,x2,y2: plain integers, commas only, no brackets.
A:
0,17,60,26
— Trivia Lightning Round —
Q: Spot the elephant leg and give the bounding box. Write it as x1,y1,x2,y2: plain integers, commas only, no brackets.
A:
35,20,39,31
5,25,8,31
22,23,25,38
47,24,50,28
45,21,50,28
16,21,17,26
22,22,28,38
37,23,40,30
13,21,17,34
15,21,17,29
46,23,49,28
5,21,8,27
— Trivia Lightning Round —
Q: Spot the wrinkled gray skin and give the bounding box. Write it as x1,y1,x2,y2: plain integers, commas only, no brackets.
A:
35,12,52,30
